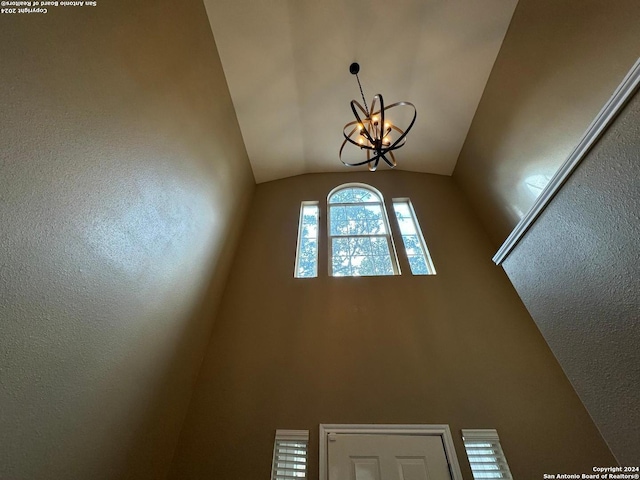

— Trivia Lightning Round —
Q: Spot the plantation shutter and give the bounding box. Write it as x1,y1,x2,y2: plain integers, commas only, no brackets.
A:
271,430,309,480
462,429,513,479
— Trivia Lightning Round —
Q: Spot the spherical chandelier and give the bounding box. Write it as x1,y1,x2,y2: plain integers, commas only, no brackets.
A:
340,62,417,172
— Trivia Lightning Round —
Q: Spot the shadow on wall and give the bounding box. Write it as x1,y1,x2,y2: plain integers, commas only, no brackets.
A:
120,224,247,480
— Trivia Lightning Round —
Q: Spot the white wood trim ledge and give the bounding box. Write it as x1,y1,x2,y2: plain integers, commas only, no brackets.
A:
493,56,640,265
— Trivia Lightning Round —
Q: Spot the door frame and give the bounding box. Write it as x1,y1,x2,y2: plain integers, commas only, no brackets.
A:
319,424,463,480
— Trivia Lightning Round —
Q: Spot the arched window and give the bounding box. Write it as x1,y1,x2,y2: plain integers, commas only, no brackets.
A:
328,184,398,276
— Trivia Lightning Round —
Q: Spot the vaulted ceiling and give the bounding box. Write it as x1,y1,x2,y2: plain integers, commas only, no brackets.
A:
204,0,518,183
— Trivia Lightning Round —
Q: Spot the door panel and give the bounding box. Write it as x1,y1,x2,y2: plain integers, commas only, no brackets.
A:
397,457,430,480
329,434,451,480
352,458,381,480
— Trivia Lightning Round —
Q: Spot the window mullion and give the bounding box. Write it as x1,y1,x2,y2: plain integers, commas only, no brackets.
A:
328,201,382,207
328,234,389,239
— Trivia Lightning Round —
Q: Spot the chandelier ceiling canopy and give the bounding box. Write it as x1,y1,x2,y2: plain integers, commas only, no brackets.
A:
340,62,417,172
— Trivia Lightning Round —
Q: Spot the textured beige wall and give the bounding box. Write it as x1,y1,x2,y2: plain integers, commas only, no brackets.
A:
454,0,640,247
0,2,254,479
168,171,614,479
503,92,640,464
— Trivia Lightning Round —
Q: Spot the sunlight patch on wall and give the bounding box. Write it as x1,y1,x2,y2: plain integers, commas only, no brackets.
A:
84,174,214,278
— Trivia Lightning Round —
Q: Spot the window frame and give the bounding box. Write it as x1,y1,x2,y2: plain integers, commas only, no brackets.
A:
392,198,436,275
326,183,401,277
294,201,320,278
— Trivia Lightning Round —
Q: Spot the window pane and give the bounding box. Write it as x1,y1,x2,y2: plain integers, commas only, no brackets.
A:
408,255,429,275
350,255,369,276
301,222,317,239
393,202,411,217
294,203,319,278
299,238,317,257
397,215,417,235
351,238,371,256
373,255,394,275
402,235,423,256
370,237,389,255
330,206,348,235
343,205,366,234
332,237,350,256
364,205,386,234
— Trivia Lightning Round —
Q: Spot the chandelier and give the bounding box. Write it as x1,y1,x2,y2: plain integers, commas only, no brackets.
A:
340,62,417,172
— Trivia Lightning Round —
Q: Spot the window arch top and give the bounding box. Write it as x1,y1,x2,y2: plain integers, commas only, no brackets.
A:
328,185,382,204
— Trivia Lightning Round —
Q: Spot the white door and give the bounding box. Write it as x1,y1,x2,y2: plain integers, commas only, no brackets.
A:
328,434,452,480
